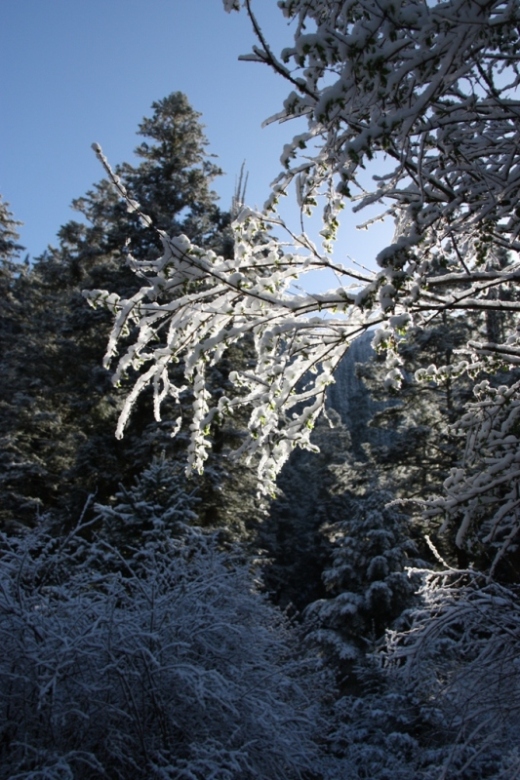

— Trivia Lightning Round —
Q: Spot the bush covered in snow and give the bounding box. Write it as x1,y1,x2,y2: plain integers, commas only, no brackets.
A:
0,517,322,779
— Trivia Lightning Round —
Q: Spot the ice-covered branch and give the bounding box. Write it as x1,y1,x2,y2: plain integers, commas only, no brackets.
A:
85,198,385,494
88,1,520,509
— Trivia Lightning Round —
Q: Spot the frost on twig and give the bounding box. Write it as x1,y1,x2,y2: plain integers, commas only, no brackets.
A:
86,145,389,494
385,569,520,777
89,0,520,515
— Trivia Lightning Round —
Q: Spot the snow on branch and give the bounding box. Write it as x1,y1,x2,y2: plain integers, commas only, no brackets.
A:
88,0,520,508
385,569,520,777
85,172,383,495
244,0,520,265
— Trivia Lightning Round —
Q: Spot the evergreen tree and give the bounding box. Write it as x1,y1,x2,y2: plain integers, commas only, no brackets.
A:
0,94,235,530
0,199,33,530
305,480,423,673
0,196,24,268
95,457,201,555
0,196,25,351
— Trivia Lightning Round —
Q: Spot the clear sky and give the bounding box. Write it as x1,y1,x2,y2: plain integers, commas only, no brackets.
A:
1,0,391,271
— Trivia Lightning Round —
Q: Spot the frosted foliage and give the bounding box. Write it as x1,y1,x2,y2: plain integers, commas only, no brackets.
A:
95,458,201,552
0,521,321,779
324,682,520,780
88,0,520,524
385,569,520,779
425,377,520,574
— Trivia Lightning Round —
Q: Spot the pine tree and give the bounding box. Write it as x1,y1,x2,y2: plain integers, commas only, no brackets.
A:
0,196,25,350
0,94,234,530
0,198,33,530
304,479,423,675
0,196,24,268
95,457,200,554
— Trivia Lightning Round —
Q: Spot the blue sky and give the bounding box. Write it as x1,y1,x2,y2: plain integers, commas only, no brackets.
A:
1,0,390,270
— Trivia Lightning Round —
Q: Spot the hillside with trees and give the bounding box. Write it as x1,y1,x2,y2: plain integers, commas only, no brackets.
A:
1,1,520,777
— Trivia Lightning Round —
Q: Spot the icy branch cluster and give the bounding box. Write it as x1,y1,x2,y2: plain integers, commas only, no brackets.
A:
89,0,520,540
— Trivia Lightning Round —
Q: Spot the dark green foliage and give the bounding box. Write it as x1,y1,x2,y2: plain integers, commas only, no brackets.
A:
63,92,228,265
0,196,24,266
0,196,26,351
259,410,352,612
95,457,201,554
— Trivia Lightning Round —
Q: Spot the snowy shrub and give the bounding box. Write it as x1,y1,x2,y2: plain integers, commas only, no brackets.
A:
384,569,520,779
321,641,520,780
323,688,422,780
0,519,322,779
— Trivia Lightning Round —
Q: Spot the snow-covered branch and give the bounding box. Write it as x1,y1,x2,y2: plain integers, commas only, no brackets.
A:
86,203,384,494
88,0,520,510
385,570,520,777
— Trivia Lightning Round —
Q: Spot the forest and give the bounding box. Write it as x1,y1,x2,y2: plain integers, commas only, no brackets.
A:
1,0,520,777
